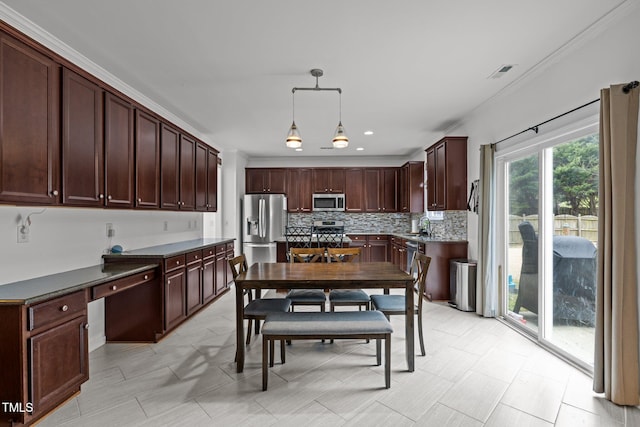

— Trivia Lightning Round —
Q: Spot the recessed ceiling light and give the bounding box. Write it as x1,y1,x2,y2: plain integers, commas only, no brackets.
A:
295,148,303,151
356,147,364,151
364,130,374,136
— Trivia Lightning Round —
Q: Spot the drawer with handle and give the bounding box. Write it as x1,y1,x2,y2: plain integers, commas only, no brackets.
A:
92,269,156,300
28,290,88,332
186,250,203,265
165,255,186,272
203,247,216,259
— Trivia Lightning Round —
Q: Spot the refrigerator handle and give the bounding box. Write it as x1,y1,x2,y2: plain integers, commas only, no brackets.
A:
259,198,266,238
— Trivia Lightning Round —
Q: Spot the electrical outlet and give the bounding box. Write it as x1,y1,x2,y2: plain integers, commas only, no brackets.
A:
17,225,29,243
163,221,168,231
188,220,192,229
106,223,115,238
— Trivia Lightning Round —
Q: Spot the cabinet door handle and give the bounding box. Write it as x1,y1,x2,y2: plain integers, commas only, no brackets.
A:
168,280,171,285
111,285,117,291
108,195,113,200
84,323,90,329
144,275,148,280
138,198,142,203
61,304,69,312
50,190,59,196
99,194,104,199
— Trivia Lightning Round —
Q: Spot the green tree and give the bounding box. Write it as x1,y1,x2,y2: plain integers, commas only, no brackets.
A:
553,135,599,215
509,155,539,216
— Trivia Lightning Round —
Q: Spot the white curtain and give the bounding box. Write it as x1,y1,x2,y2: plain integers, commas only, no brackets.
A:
476,144,497,317
593,83,640,405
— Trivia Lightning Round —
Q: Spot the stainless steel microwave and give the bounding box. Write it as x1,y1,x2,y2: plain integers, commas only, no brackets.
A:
312,193,345,211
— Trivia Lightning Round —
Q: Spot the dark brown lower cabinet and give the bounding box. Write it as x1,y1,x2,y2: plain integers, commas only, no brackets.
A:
0,290,89,427
29,316,88,417
225,243,234,285
346,235,389,262
215,248,227,294
420,241,468,301
202,256,216,304
186,256,203,316
164,267,186,331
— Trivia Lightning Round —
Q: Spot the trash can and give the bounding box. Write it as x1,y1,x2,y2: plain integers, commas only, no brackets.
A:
449,259,477,312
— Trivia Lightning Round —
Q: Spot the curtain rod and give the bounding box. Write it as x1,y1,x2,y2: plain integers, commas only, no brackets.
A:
493,80,639,147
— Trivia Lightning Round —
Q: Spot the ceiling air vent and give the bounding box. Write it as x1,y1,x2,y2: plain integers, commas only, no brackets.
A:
488,64,516,79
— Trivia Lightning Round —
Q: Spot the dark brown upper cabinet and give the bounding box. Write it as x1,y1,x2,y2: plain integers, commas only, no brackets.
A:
104,92,134,208
344,168,364,212
0,32,60,205
425,136,467,211
363,168,397,212
246,168,287,193
179,135,196,210
160,124,180,210
399,161,424,213
195,142,208,211
206,148,218,211
61,68,104,207
312,168,345,194
286,168,312,213
135,109,161,209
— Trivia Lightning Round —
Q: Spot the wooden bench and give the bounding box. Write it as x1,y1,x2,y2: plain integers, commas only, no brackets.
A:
261,311,393,390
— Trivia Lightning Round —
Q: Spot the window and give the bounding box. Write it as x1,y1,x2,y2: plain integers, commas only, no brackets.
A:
497,117,598,370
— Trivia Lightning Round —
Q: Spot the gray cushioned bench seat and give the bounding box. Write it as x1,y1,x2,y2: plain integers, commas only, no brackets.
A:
261,311,393,390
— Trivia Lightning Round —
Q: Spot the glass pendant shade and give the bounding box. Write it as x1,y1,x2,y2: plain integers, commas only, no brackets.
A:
285,121,302,148
332,121,349,148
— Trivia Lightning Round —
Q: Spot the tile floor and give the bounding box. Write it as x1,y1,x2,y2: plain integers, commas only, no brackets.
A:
39,288,638,426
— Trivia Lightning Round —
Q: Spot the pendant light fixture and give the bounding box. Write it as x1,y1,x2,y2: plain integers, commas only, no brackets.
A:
286,68,349,149
332,90,348,148
285,91,302,148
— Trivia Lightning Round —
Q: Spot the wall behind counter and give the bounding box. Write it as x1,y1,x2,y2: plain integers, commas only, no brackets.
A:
288,211,468,240
0,206,205,286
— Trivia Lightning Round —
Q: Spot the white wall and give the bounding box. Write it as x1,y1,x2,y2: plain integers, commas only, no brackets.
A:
221,150,248,252
447,2,640,259
246,152,424,168
0,206,203,351
0,207,204,285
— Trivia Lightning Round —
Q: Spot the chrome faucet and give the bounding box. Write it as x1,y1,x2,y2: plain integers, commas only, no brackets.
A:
419,215,432,236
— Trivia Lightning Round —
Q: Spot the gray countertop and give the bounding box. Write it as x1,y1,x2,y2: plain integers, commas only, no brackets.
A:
274,236,353,244
102,238,235,259
0,263,157,305
347,232,467,244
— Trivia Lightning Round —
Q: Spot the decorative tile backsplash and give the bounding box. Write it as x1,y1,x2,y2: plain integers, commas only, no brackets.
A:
289,211,468,240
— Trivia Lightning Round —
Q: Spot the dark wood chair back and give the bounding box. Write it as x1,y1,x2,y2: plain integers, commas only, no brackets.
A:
327,247,361,263
289,247,326,263
411,252,431,314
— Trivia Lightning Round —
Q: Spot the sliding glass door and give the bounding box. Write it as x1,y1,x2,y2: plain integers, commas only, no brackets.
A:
498,121,598,369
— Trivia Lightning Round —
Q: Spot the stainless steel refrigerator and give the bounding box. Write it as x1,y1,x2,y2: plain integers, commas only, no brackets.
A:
242,194,287,266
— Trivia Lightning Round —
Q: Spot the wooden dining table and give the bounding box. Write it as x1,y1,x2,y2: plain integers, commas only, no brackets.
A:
234,261,415,373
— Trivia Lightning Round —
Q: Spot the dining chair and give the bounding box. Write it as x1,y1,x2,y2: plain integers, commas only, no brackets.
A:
286,247,327,312
326,247,371,343
284,225,313,262
370,252,431,356
327,247,370,311
313,225,344,248
229,254,290,363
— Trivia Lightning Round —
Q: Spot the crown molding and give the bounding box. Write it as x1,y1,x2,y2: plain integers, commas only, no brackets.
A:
0,2,213,147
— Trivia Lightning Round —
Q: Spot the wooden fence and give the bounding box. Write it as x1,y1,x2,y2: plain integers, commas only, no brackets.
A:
509,214,598,245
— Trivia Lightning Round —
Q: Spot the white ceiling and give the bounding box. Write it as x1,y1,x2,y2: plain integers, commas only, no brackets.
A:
0,0,628,158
